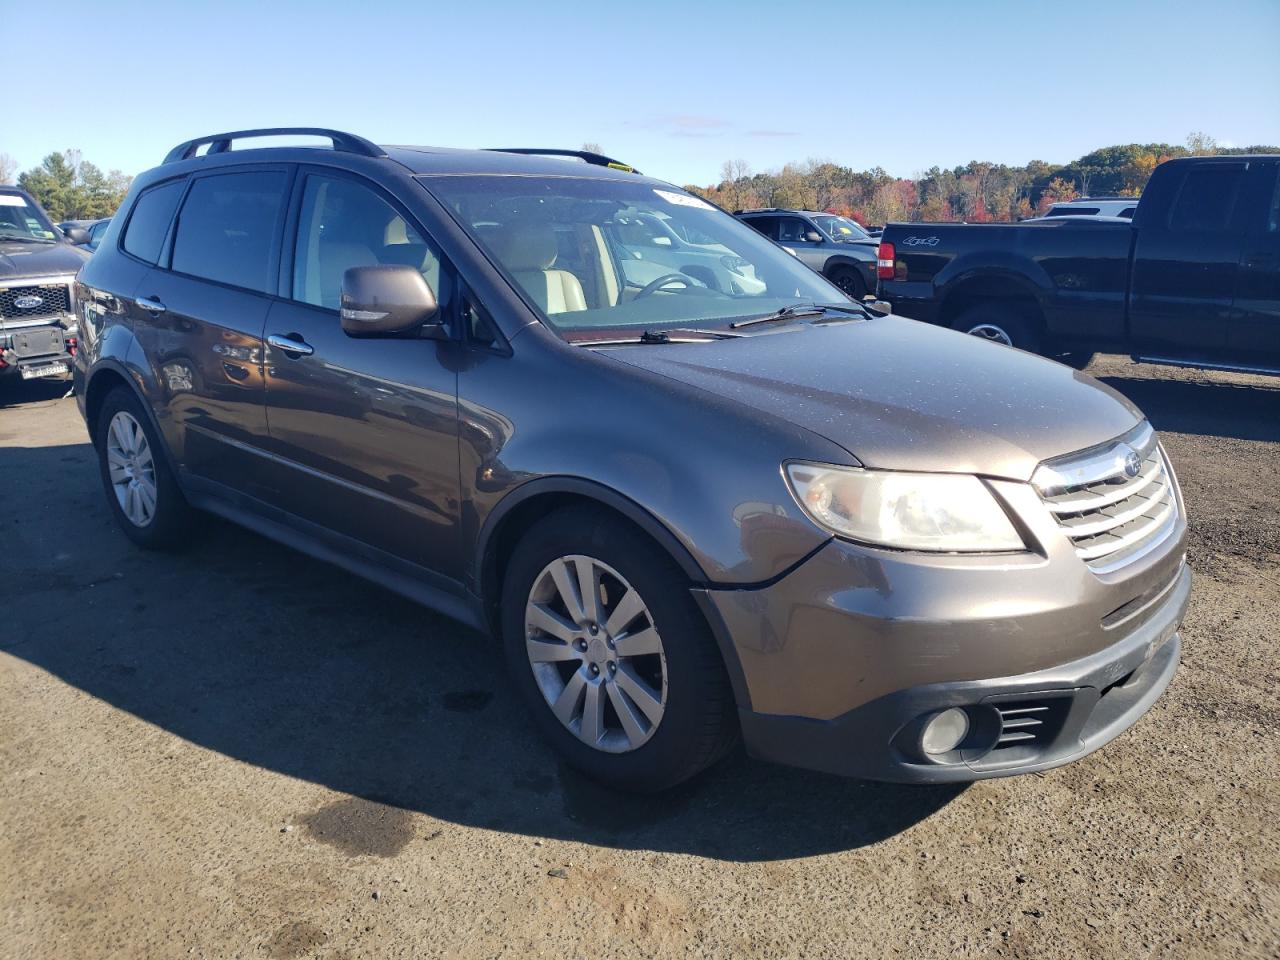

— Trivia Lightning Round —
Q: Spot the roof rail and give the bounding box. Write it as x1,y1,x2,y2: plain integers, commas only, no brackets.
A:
484,148,640,175
163,127,386,164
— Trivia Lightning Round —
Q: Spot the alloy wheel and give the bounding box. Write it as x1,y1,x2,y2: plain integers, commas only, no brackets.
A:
965,323,1014,346
105,411,157,527
524,554,668,753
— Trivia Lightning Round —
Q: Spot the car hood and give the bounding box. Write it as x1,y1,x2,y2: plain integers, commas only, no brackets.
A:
599,314,1143,481
0,241,89,281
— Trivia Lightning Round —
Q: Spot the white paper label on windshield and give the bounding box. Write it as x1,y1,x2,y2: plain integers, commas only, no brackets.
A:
654,189,713,210
0,195,27,206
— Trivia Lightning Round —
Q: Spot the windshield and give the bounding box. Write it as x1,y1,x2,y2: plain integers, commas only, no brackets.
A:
0,193,58,241
811,215,870,242
423,175,843,337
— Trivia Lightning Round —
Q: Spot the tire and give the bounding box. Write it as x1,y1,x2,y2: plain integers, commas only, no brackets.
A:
1056,350,1096,371
95,386,194,549
951,303,1042,354
500,506,738,792
828,266,867,301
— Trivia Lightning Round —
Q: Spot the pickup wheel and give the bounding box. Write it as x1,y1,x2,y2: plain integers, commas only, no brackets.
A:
952,304,1042,354
95,387,194,550
827,266,866,300
501,507,738,792
1056,350,1097,371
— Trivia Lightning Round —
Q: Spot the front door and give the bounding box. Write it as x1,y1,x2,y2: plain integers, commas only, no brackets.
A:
260,170,461,581
1229,160,1280,370
1128,161,1249,361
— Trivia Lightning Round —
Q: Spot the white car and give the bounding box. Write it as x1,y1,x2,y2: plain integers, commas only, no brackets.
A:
1044,197,1138,219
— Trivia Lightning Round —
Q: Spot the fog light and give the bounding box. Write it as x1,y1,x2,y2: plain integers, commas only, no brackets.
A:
921,708,970,755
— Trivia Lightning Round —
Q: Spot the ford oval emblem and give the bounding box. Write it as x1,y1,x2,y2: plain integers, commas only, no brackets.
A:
13,294,43,310
1123,448,1142,478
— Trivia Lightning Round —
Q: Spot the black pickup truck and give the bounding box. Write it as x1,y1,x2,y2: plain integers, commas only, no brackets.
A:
877,155,1280,374
1,187,89,384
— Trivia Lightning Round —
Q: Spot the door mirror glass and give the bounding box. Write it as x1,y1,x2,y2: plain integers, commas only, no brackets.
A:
64,227,90,245
341,265,441,337
804,230,823,243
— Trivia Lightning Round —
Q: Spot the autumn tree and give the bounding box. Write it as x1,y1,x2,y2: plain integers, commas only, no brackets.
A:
0,153,15,186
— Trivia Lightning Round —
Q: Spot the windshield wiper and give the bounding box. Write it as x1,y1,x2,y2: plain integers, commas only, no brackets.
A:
575,327,745,346
729,303,827,329
0,233,55,244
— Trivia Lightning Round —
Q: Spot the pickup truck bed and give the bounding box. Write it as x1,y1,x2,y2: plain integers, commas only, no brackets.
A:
877,155,1280,375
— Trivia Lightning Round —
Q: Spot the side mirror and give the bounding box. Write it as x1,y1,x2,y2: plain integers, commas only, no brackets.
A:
340,265,442,338
804,230,823,243
64,227,90,245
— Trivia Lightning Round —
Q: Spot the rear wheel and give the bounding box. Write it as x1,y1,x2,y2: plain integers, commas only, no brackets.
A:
501,507,738,791
95,387,193,549
1056,349,1097,371
952,303,1042,354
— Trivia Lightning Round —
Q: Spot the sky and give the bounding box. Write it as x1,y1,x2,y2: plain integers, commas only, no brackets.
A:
5,0,1279,186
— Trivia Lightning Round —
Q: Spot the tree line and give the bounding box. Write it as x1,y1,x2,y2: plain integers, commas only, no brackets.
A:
686,133,1278,226
1,150,132,221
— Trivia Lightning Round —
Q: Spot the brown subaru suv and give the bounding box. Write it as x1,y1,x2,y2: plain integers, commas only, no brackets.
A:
73,129,1189,791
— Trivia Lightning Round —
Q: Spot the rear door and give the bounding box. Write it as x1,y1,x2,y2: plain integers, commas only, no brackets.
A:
259,168,462,582
1128,161,1249,361
1229,160,1280,369
134,167,288,496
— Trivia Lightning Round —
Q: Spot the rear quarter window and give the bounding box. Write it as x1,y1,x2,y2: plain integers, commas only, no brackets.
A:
170,171,288,293
121,181,185,264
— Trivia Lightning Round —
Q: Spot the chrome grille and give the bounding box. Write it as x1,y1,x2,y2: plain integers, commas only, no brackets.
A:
1033,423,1179,572
0,283,72,322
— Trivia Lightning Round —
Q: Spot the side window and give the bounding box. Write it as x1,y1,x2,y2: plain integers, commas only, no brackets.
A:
171,171,288,293
778,218,810,242
1168,166,1244,233
292,175,447,311
745,216,777,240
121,181,184,264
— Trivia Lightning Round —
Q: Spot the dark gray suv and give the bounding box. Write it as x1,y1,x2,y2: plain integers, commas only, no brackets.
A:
73,129,1190,791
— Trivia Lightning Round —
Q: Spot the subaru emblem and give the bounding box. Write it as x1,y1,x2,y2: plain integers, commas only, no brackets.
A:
1123,448,1142,478
13,294,43,310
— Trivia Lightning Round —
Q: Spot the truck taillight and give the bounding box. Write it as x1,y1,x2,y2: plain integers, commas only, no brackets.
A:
877,242,896,281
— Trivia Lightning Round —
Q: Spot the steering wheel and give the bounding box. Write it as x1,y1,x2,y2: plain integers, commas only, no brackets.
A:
634,273,699,299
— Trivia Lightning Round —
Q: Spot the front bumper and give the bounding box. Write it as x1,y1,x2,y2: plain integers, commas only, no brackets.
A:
737,563,1187,782
700,491,1189,782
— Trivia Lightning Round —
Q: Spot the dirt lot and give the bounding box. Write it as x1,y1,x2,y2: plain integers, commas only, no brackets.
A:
1,357,1277,960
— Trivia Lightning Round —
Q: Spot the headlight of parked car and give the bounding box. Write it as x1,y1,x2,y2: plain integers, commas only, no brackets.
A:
784,462,1024,552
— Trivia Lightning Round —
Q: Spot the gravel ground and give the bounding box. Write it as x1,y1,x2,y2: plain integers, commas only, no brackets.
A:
1,356,1277,960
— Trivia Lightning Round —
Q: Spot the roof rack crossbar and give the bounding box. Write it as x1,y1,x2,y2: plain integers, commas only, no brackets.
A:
163,128,386,164
484,148,640,175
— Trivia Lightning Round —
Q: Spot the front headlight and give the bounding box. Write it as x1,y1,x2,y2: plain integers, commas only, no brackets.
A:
785,462,1024,552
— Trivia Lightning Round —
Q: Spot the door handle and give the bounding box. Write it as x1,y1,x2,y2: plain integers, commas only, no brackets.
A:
135,296,166,314
267,333,314,358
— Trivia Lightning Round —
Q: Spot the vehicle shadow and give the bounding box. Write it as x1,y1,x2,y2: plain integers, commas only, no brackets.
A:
0,376,73,409
1096,373,1280,443
2,440,963,863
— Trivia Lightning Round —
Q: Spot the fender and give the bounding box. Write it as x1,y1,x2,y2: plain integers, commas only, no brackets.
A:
936,257,1052,321
820,252,875,276
475,475,709,587
82,353,184,478
475,474,757,709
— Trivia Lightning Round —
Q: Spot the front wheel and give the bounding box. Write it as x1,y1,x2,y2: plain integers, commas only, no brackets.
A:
501,507,738,791
828,266,867,301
